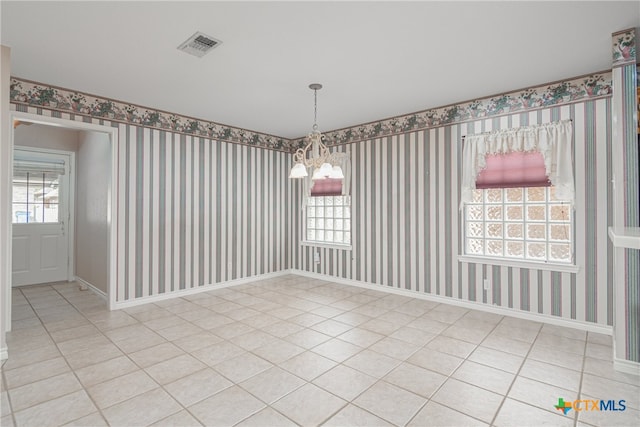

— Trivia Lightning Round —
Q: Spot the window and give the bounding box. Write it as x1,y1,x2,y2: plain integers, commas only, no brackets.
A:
464,186,572,263
12,153,66,224
12,171,61,224
460,120,574,266
305,195,351,246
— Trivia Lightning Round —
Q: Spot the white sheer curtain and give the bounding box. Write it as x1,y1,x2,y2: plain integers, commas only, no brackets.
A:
301,148,351,208
337,152,351,197
460,120,574,209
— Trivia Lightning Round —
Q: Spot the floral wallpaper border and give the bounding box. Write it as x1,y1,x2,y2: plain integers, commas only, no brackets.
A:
11,70,614,153
612,28,636,68
291,71,614,149
9,78,295,152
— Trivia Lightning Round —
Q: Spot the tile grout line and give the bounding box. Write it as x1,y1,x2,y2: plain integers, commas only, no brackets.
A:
225,286,513,426
228,286,377,426
188,281,359,426
2,290,19,427
5,276,633,427
224,283,414,426
125,283,338,426
7,286,77,413
487,321,543,427
299,305,491,425
37,283,113,426
104,282,490,422
6,284,96,422
404,310,508,427
10,282,179,425
223,284,338,426
56,285,219,425
307,297,446,426
80,295,201,425
574,333,590,427
3,280,528,426
335,320,443,425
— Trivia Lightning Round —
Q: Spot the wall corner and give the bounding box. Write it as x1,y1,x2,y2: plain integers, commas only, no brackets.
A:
609,27,639,366
1,45,12,360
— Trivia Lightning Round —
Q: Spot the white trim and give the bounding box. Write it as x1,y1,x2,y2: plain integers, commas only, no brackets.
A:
0,346,7,361
300,240,352,251
608,227,640,249
290,269,613,335
74,276,107,300
107,119,118,311
111,270,291,310
613,357,640,376
1,46,11,355
458,255,579,274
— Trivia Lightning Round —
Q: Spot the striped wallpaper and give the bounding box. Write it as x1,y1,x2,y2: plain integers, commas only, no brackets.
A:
292,99,615,327
9,74,635,362
611,58,639,363
11,104,292,304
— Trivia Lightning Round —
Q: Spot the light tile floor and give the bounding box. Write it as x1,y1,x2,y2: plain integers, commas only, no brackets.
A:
1,275,639,427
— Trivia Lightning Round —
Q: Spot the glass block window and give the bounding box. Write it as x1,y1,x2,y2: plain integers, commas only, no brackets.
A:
306,195,351,246
464,187,573,263
12,171,60,224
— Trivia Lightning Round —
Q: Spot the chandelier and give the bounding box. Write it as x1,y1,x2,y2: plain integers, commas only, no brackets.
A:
289,83,345,180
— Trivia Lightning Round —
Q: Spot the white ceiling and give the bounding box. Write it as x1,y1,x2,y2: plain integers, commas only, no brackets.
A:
2,1,639,139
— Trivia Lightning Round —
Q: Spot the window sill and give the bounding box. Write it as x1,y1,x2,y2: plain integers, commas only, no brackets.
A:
458,255,579,273
300,240,352,251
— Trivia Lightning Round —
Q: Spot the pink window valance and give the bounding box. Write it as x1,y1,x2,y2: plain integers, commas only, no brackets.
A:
460,120,574,209
476,151,550,189
310,178,343,197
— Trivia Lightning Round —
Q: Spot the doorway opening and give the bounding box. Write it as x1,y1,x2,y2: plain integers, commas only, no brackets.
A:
4,112,118,333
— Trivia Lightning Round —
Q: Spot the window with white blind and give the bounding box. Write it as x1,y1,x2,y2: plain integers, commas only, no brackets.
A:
12,155,65,224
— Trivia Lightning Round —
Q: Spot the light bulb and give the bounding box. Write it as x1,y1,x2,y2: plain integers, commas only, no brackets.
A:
311,168,326,180
319,162,332,175
329,165,344,179
289,163,308,179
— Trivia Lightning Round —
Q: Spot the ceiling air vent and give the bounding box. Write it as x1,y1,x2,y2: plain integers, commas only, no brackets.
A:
177,32,222,58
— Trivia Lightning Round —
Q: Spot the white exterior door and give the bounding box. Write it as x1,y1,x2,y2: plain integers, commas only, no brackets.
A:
12,149,71,286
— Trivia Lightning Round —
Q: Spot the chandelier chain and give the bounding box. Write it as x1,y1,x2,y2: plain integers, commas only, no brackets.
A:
313,88,318,130
289,83,348,178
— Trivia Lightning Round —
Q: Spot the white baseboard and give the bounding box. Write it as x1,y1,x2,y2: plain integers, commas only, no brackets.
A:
74,276,107,300
0,346,7,361
291,269,613,336
614,358,640,376
112,270,292,310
